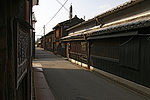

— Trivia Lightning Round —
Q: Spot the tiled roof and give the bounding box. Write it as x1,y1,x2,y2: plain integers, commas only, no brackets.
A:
61,16,150,40
53,16,84,29
67,0,143,31
89,16,150,37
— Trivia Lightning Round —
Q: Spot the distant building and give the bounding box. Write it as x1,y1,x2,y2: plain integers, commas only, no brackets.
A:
45,31,55,52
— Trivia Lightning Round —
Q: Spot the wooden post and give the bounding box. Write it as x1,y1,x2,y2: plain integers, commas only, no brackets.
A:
84,35,90,69
87,40,90,69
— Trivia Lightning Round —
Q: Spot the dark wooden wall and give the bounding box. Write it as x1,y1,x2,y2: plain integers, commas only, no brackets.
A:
0,1,8,99
90,35,150,88
0,0,32,100
140,36,150,87
66,27,150,88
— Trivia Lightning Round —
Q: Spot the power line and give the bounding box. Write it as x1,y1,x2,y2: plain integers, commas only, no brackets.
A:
37,0,69,36
45,0,69,26
35,35,43,36
38,29,43,35
55,0,69,12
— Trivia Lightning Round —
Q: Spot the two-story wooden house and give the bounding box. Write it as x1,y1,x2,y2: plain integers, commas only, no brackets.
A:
53,15,84,56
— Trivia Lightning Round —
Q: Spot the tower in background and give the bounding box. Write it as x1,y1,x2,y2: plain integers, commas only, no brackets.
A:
69,4,72,19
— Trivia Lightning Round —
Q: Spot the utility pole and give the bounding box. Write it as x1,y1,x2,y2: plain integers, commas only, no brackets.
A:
43,25,46,50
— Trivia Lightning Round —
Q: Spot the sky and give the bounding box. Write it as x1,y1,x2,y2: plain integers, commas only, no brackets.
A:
33,0,129,40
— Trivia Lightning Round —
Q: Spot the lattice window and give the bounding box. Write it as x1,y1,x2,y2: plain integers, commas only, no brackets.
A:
17,29,29,86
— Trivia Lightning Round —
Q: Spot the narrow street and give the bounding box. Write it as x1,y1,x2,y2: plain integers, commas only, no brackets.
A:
33,47,149,100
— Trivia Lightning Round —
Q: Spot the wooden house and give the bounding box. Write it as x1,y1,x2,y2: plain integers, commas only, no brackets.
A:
45,31,55,52
53,15,84,56
0,0,38,99
61,0,150,88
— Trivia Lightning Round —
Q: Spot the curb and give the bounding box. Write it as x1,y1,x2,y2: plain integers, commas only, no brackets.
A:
32,64,56,100
32,67,36,100
92,67,150,98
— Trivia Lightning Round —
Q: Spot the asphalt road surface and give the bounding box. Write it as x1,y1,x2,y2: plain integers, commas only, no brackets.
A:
35,47,149,100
